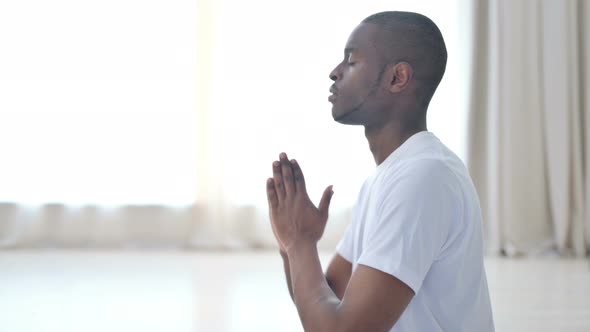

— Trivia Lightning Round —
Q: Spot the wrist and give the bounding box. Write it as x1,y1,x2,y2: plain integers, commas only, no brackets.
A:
280,249,288,259
285,239,317,258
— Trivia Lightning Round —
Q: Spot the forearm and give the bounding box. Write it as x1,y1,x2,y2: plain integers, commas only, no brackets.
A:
280,250,295,301
287,242,342,332
282,250,343,303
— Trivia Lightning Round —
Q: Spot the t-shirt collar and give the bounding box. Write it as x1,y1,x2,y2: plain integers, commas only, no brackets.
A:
375,130,432,172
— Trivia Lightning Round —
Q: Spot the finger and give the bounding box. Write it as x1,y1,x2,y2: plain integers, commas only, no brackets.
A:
318,185,334,217
279,152,295,196
266,178,278,210
290,159,306,193
272,160,286,201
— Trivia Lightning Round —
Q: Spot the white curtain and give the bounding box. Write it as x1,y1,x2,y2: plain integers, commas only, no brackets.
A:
0,0,465,249
467,0,590,256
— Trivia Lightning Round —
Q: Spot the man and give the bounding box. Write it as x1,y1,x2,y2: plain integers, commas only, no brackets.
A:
266,11,494,331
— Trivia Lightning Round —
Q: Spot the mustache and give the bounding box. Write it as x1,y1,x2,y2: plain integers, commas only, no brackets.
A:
329,85,338,95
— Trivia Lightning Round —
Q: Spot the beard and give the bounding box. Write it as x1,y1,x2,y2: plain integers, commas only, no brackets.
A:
333,100,368,125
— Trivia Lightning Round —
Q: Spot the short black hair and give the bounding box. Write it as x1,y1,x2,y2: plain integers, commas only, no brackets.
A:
362,11,447,106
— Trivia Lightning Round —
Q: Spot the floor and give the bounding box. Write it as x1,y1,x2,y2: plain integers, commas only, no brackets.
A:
0,250,588,332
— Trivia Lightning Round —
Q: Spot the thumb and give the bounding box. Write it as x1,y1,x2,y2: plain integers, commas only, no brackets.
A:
318,185,334,217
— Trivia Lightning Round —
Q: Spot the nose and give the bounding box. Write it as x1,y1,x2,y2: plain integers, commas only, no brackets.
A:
329,64,341,82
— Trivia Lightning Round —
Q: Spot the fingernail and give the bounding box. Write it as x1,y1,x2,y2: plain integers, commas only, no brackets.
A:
273,161,280,167
280,152,287,159
290,159,297,164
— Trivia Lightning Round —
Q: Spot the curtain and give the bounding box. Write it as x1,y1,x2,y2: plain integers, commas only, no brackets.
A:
467,0,590,256
0,0,464,250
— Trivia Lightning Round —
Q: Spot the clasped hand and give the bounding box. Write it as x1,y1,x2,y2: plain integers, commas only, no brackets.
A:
266,153,334,254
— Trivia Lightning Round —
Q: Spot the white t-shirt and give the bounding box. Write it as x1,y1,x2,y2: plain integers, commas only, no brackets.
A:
336,131,494,331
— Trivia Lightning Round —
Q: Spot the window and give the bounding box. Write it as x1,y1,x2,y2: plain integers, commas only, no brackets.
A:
0,0,198,205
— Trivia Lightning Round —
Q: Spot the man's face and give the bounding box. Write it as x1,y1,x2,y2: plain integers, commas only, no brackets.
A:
328,23,385,125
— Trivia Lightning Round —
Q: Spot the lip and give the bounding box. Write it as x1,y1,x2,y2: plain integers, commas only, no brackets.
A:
329,86,338,102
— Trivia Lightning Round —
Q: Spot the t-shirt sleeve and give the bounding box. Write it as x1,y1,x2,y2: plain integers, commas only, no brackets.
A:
357,160,457,294
335,223,354,263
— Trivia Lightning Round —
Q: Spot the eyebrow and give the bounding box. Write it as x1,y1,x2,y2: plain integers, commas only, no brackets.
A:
344,47,357,55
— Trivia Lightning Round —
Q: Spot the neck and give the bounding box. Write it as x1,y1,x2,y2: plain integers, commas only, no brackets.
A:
364,118,427,165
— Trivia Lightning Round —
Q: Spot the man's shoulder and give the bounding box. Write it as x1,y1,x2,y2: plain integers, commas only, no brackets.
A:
381,155,460,188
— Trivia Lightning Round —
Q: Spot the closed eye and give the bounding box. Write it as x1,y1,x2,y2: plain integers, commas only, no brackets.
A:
346,53,357,66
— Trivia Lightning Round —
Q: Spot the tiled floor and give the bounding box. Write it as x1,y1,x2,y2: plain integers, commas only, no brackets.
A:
0,250,588,332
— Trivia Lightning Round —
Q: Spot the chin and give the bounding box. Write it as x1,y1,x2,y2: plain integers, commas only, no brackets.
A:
333,108,364,125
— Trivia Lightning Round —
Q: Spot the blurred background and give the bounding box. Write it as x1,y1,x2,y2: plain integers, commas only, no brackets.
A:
0,0,588,331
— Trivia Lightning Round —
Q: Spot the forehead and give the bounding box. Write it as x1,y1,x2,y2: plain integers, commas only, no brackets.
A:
345,23,381,53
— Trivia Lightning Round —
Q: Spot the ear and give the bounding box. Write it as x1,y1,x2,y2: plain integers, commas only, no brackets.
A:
387,62,413,93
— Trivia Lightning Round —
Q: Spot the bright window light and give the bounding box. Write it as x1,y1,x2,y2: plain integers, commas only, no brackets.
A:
0,0,198,205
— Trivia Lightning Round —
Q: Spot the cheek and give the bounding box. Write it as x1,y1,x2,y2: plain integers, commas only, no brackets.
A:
340,76,361,98
344,68,374,93
342,79,371,106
